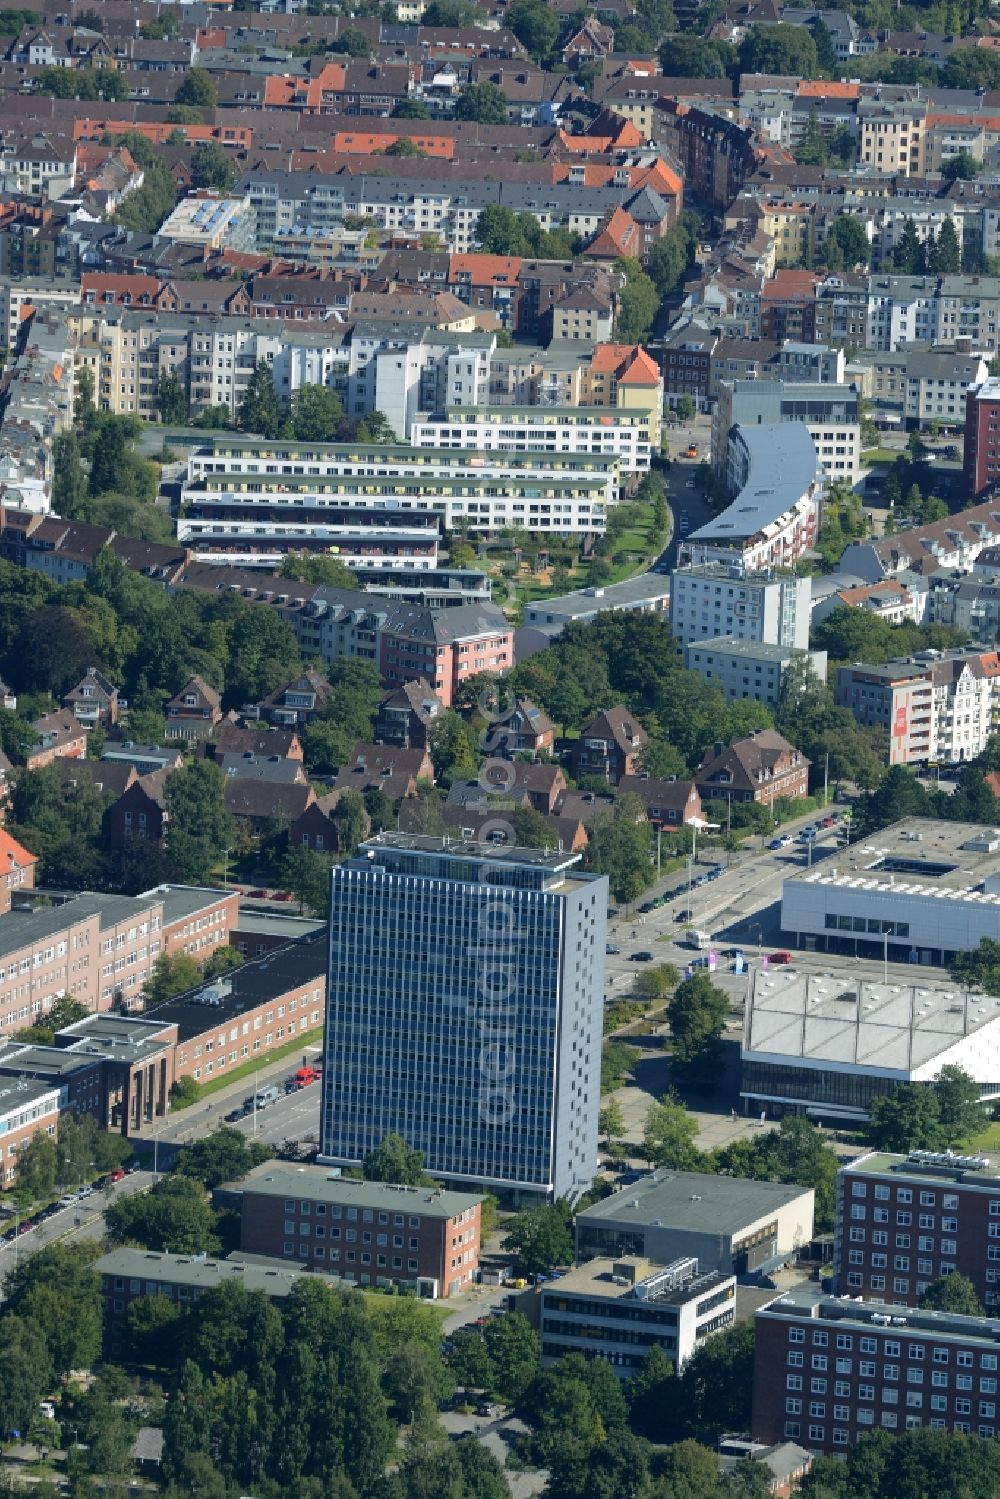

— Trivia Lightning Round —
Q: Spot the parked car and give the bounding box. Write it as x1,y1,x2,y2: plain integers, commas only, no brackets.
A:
606,943,620,955
109,1168,126,1183
674,908,692,922
225,1107,244,1122
630,950,654,962
820,814,836,828
639,901,656,913
770,950,795,965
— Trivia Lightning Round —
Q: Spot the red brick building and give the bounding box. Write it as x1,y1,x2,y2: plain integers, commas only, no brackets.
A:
753,1289,1000,1452
964,377,1000,498
221,1163,482,1299
0,827,37,915
0,1076,63,1186
835,1150,1000,1313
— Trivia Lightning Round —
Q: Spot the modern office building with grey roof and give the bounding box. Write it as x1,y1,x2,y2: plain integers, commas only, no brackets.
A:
521,572,670,641
684,636,827,708
575,1168,815,1275
320,835,607,1204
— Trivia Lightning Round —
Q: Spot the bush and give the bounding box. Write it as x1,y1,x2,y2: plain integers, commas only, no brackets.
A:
169,1075,201,1110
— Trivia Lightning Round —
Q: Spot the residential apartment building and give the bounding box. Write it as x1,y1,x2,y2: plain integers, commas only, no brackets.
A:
320,835,608,1202
834,648,1000,765
0,830,36,917
712,379,861,486
839,497,1000,581
834,1150,1000,1313
684,638,827,709
539,1256,736,1376
181,436,621,536
221,1164,482,1299
964,375,1000,497
670,566,812,651
753,1289,1000,1453
169,564,511,708
680,424,823,573
410,405,654,475
858,101,926,176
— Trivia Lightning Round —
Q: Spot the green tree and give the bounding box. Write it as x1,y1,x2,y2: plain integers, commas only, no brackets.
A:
429,709,480,784
238,358,283,439
952,936,1000,996
633,961,680,1001
652,1437,718,1494
666,972,729,1088
191,140,237,191
919,1273,983,1317
283,844,334,917
330,787,369,857
174,1126,272,1190
393,98,432,118
933,1065,983,1145
3,1242,102,1374
506,0,558,59
105,1173,215,1252
475,204,527,256
174,67,216,107
88,418,127,496
288,383,346,442
584,794,654,903
0,1317,53,1438
614,256,659,344
825,214,871,269
893,216,924,273
164,760,235,885
933,216,962,274
330,25,372,55
503,1203,574,1277
658,35,732,76
942,148,980,180
125,1293,184,1367
642,1094,701,1169
455,81,509,123
15,1129,57,1201
738,23,819,78
867,1083,944,1153
362,1132,431,1185
156,369,189,425
545,1428,651,1499
279,552,356,587
676,1321,755,1440
143,951,201,1007
599,1097,624,1145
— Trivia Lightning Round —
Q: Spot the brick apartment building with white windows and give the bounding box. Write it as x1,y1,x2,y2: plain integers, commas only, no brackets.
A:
0,885,237,1033
753,1288,1000,1453
835,1150,1000,1313
217,1163,482,1299
0,1076,64,1185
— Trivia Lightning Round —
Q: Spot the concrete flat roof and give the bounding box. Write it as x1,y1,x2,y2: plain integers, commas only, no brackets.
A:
233,909,326,939
760,1289,1000,1347
225,1162,481,1218
526,572,670,619
789,817,1000,902
745,966,1000,1071
844,1148,1000,1184
577,1168,812,1233
0,892,159,962
96,1247,320,1297
0,1076,61,1113
687,636,808,662
140,884,231,924
143,935,326,1040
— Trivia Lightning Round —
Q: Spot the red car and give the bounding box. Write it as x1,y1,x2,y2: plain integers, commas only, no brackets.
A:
770,950,795,965
820,815,836,828
110,1167,126,1183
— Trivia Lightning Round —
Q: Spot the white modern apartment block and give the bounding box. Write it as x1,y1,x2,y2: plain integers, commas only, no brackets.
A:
182,435,620,535
411,405,653,474
684,637,827,708
680,424,823,573
670,564,812,650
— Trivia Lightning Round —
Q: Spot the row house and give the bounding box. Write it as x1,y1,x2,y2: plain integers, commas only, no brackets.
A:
834,647,1000,765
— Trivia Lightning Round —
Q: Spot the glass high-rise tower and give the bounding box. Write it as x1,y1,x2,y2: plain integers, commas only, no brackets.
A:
321,834,607,1202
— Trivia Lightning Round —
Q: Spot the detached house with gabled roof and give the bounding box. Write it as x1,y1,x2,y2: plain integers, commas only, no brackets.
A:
574,707,648,785
256,670,332,728
63,665,119,729
165,676,222,742
482,697,555,759
695,729,809,806
373,679,444,750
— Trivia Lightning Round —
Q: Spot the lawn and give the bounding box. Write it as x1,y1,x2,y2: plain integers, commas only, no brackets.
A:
958,1120,1000,1154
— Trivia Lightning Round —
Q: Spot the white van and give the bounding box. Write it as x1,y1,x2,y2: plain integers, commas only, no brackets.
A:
685,929,712,950
254,1085,280,1109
